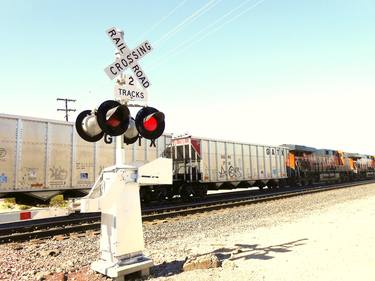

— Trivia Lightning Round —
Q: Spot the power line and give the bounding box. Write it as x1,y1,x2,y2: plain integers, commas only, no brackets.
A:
57,98,76,122
149,0,266,70
153,0,221,47
208,0,267,35
135,0,188,42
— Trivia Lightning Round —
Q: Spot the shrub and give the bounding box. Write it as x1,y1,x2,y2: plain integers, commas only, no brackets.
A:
18,204,30,210
49,194,66,207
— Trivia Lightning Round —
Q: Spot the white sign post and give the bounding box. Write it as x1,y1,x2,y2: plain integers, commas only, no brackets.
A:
81,27,160,281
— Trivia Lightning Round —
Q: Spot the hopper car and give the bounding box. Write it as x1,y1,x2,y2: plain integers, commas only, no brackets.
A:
0,113,374,202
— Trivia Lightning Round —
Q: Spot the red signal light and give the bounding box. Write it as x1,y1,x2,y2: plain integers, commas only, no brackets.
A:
106,116,121,127
96,100,130,136
135,107,165,140
143,116,157,131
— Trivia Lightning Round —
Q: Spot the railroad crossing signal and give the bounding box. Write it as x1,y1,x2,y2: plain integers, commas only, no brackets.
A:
75,27,165,146
77,26,170,281
104,27,152,89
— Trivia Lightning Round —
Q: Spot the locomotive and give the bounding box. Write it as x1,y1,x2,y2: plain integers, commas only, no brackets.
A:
285,144,375,186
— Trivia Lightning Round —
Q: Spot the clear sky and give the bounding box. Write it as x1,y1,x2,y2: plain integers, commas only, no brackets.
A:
0,0,374,154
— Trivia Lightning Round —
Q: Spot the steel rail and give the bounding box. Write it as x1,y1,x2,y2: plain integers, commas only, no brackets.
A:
0,180,373,243
0,190,255,237
144,179,375,220
0,212,100,236
0,189,266,237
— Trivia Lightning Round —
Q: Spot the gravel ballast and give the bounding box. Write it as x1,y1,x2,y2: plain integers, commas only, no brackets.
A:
1,183,375,280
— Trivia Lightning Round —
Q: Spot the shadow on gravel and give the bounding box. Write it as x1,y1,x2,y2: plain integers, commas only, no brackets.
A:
150,239,308,278
151,259,185,278
230,238,308,261
205,238,308,261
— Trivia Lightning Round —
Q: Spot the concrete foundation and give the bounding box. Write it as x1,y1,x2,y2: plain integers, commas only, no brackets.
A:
92,256,153,280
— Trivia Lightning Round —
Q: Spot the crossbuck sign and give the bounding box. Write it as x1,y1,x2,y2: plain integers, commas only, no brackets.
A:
104,27,152,89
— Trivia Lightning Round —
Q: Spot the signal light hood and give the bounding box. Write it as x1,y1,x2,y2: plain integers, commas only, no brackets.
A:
75,110,104,142
96,100,130,136
135,107,165,140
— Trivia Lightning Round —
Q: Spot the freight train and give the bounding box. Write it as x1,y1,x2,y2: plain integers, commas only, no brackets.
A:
0,113,374,202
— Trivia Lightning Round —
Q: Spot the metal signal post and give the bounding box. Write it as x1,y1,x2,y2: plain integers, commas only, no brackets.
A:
76,27,170,281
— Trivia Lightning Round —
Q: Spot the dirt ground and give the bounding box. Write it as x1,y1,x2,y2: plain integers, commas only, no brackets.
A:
149,187,375,281
1,184,375,281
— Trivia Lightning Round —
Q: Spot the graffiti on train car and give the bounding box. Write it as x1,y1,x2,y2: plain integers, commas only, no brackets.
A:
19,167,43,188
0,173,7,183
21,168,37,181
0,148,6,161
218,165,242,178
50,166,68,181
49,166,68,186
218,155,242,179
272,169,279,177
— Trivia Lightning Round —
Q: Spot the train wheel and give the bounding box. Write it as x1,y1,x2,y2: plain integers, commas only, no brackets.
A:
267,180,277,190
166,187,175,200
180,184,194,201
279,179,286,189
153,186,167,202
256,181,266,191
193,184,207,198
140,187,152,204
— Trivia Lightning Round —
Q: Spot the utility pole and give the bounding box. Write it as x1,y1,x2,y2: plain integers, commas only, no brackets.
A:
57,98,76,122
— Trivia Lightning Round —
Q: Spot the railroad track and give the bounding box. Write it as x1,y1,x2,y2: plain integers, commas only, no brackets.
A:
1,179,374,243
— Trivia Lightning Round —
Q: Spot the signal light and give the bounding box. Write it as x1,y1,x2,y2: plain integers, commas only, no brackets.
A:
135,107,165,140
143,116,157,131
75,100,130,142
75,110,104,142
96,100,130,136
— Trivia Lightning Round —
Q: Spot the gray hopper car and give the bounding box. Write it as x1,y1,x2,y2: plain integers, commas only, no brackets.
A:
168,136,288,195
0,113,171,199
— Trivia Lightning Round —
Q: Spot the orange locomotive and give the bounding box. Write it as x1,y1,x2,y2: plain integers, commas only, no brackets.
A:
285,144,375,186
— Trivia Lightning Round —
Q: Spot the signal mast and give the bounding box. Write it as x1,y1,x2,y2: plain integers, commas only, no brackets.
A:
76,27,171,280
